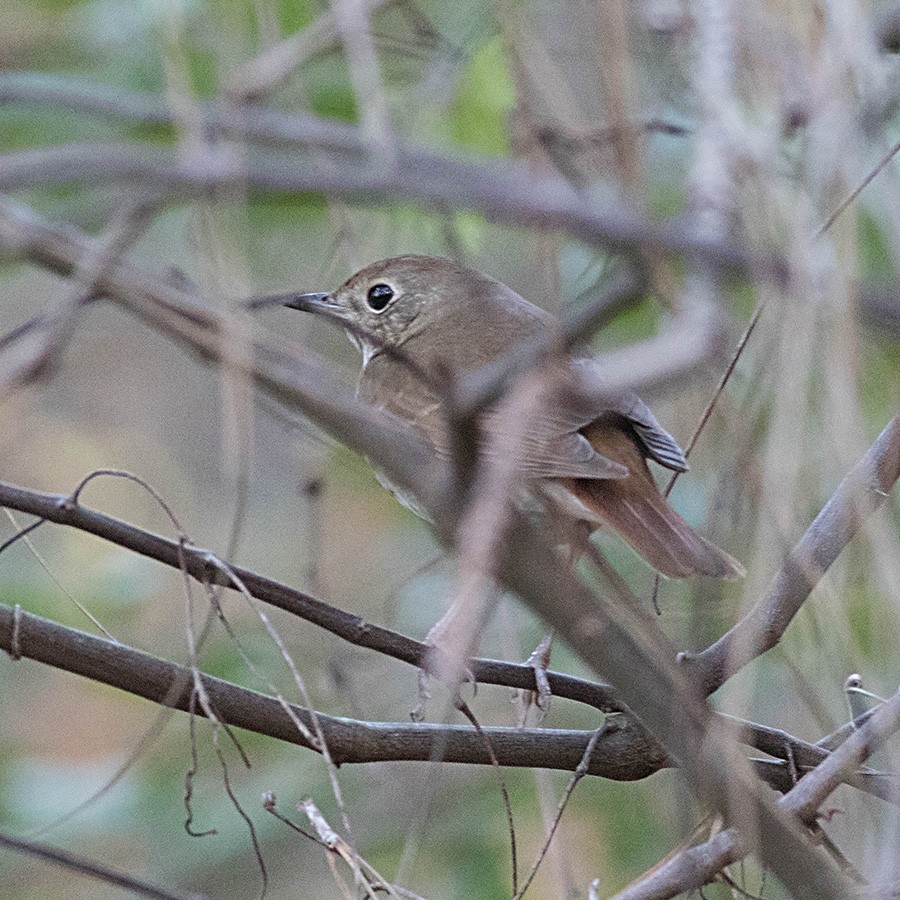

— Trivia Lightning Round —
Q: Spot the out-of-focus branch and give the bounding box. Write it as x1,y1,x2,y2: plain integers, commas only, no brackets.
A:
0,831,198,900
0,197,856,899
224,0,392,102
0,603,661,780
877,6,900,53
683,415,900,695
0,139,773,281
0,197,444,528
0,74,784,280
611,685,900,900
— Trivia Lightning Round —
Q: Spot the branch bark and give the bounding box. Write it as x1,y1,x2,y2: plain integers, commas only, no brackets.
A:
0,479,625,715
3,477,897,810
683,415,900,695
0,603,663,779
611,684,900,900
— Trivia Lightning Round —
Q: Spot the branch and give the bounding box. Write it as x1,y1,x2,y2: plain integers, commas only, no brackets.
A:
0,74,785,281
3,477,897,810
683,414,900,695
0,603,663,779
611,684,900,900
0,479,624,714
0,831,198,900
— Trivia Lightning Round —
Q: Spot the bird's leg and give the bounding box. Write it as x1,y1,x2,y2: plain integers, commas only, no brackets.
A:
411,583,495,721
516,530,586,725
518,629,555,723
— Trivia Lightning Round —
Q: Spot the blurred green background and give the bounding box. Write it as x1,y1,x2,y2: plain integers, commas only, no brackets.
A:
1,0,899,897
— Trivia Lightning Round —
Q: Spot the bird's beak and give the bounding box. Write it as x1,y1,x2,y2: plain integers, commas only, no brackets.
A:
282,291,332,313
246,290,335,315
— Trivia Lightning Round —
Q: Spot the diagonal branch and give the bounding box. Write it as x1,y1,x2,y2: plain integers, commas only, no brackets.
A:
611,683,900,900
0,478,623,715
683,414,900,695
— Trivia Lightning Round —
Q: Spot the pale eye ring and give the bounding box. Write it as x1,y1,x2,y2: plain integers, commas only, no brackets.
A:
366,283,394,313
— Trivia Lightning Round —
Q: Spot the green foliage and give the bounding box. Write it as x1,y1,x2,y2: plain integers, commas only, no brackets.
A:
449,36,514,154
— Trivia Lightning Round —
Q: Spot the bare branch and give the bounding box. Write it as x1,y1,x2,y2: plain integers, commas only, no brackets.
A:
224,0,392,102
0,831,201,900
0,478,623,713
684,414,900,695
3,476,895,810
0,602,664,779
611,684,900,900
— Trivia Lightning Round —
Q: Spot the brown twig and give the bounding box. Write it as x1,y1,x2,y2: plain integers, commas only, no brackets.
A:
611,684,900,900
0,830,202,900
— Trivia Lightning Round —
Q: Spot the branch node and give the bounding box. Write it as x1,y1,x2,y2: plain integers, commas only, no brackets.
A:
7,603,22,660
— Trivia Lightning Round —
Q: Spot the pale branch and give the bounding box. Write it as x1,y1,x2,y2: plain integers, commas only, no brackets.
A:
787,685,900,824
223,0,392,101
0,73,894,328
0,193,727,470
0,74,784,281
500,523,857,898
0,198,450,533
684,414,900,695
0,602,664,780
0,140,777,333
611,685,900,900
752,759,900,809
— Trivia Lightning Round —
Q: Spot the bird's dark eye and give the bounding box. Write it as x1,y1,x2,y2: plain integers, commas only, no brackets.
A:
366,283,394,312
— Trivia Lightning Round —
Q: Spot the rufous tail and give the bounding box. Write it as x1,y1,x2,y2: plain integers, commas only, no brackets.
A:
565,421,745,580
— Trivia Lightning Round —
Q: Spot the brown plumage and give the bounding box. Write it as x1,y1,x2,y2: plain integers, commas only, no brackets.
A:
277,255,744,581
564,414,744,579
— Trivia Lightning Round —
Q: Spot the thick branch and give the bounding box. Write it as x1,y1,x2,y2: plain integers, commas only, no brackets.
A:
0,603,663,780
3,477,896,808
684,415,900,695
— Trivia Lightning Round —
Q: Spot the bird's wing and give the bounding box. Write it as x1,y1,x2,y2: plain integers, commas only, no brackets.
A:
361,354,684,480
562,358,689,473
510,429,629,479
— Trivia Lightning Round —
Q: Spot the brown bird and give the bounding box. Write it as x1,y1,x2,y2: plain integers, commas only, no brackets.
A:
279,255,743,580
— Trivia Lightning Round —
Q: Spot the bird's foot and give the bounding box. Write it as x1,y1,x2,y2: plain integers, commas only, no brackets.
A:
516,630,554,726
410,618,476,722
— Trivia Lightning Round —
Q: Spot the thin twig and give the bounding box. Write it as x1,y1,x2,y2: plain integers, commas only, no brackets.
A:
0,831,203,900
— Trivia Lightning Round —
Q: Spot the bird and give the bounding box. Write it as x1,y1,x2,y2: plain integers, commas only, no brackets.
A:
276,254,744,581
